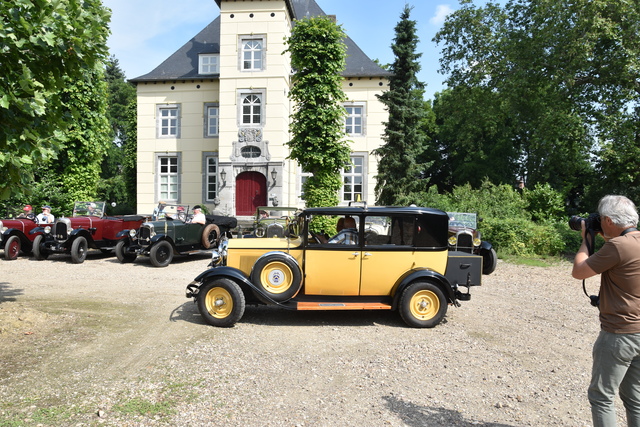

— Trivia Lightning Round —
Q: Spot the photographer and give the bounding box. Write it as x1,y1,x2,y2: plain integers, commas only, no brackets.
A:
572,195,640,427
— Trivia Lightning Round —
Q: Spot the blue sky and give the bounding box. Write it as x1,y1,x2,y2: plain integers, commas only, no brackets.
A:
102,0,462,99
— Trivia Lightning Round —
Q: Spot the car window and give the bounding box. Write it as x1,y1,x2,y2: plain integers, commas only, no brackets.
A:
363,215,414,247
307,214,359,246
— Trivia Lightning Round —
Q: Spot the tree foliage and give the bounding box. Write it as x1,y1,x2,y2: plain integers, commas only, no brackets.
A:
40,66,111,209
285,16,350,211
374,5,430,206
0,0,111,199
433,0,640,210
99,56,137,213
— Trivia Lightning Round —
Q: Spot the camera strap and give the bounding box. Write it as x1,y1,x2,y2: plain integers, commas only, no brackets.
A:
620,227,638,236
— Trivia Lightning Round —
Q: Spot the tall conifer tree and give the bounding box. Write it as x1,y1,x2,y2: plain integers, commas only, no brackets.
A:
374,5,428,206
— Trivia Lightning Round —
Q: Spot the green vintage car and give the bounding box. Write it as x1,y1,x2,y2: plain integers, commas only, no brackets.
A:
116,204,237,267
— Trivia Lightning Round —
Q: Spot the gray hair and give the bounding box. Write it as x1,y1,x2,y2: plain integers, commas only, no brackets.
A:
598,195,639,228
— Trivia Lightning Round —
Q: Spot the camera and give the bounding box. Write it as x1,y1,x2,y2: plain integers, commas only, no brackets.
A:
569,212,602,232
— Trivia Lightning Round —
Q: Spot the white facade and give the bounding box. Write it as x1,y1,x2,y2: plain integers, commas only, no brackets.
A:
133,0,390,218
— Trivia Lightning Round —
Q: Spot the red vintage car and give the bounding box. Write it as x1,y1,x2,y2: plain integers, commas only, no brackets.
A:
34,201,147,263
0,215,44,260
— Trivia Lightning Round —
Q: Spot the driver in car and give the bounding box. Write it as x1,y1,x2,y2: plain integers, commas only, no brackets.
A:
190,205,206,224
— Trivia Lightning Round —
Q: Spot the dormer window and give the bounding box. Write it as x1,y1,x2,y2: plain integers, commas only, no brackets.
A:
199,54,219,74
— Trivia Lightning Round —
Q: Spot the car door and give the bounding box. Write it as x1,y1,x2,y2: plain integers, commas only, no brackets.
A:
359,215,420,296
303,214,361,296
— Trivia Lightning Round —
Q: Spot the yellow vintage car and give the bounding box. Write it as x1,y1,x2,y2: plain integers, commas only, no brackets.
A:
186,205,486,328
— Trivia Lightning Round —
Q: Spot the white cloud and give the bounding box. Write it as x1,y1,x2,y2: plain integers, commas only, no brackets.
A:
429,4,454,26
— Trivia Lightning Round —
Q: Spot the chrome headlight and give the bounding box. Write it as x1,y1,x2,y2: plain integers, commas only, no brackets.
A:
129,228,137,238
44,226,51,234
448,236,457,246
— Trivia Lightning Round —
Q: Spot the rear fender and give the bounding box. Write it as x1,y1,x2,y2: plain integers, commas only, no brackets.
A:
391,269,455,310
5,230,29,247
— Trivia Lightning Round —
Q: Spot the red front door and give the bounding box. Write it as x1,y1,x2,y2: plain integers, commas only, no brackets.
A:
235,171,267,216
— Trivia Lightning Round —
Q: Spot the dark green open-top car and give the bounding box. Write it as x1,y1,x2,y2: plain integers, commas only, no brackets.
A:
116,204,237,267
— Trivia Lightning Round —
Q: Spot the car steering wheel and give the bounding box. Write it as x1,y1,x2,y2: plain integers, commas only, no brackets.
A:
310,231,324,244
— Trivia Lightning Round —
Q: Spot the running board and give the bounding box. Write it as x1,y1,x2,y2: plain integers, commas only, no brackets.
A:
295,302,392,311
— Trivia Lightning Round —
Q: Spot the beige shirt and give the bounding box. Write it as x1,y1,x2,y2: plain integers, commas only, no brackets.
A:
586,232,640,333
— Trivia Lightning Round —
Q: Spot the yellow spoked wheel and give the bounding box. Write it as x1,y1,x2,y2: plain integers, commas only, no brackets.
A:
251,253,302,302
197,278,245,327
399,281,448,328
409,289,440,320
204,287,234,319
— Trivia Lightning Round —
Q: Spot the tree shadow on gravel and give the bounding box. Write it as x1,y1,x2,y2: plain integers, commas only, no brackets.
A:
383,395,514,427
170,302,451,329
0,282,23,303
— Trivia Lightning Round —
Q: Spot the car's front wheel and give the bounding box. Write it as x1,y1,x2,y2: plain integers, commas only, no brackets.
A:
115,240,137,263
150,240,173,267
32,234,49,260
71,236,88,264
4,235,21,260
250,253,302,302
399,281,448,328
197,278,245,327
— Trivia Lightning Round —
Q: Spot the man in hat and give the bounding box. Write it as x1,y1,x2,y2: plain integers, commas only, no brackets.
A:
190,205,206,224
36,205,55,224
153,201,167,220
18,205,34,219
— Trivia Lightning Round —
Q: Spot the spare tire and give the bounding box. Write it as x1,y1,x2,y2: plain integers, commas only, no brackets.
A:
250,253,302,302
202,224,221,249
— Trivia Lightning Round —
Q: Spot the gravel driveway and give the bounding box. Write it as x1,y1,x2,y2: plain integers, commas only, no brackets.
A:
0,251,626,426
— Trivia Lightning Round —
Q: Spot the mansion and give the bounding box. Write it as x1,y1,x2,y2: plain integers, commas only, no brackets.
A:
131,0,391,217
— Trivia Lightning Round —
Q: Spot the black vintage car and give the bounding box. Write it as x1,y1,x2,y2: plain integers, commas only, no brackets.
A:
116,204,237,267
186,204,489,328
447,212,497,275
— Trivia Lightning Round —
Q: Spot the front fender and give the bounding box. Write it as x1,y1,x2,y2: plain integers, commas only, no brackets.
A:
188,266,283,306
391,268,455,310
480,240,493,251
70,229,96,247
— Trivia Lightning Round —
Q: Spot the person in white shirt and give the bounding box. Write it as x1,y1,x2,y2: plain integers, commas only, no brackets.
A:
190,205,206,224
36,205,55,224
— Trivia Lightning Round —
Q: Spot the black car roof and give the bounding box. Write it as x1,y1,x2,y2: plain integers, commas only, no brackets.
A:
300,206,448,217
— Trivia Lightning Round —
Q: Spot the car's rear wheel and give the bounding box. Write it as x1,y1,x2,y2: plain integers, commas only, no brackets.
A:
32,234,48,260
4,235,21,260
71,236,88,264
250,253,302,302
481,247,497,275
197,278,245,327
115,240,137,263
201,224,220,249
399,281,447,328
150,240,173,267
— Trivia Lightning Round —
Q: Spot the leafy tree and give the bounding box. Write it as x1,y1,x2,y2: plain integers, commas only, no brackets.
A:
0,0,111,199
434,0,640,209
374,5,429,206
285,15,350,215
99,56,137,213
39,66,111,210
